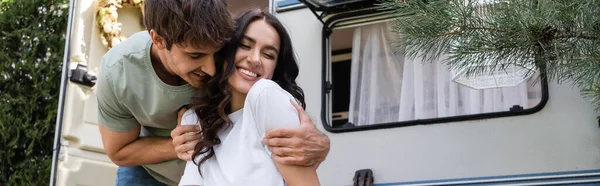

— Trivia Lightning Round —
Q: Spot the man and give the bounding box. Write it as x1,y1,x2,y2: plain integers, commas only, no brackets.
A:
97,0,330,185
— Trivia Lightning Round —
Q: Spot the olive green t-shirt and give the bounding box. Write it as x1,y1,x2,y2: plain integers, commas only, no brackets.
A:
96,31,204,185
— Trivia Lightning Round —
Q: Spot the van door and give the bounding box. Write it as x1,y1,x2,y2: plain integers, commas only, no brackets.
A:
51,0,145,185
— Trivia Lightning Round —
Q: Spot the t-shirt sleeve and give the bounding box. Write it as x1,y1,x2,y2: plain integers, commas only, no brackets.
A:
96,57,139,132
249,82,301,137
179,160,204,186
179,110,204,185
181,109,200,126
180,109,201,154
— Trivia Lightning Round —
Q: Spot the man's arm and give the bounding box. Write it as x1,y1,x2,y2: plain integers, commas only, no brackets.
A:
173,100,331,166
95,56,181,166
99,124,178,166
262,100,330,168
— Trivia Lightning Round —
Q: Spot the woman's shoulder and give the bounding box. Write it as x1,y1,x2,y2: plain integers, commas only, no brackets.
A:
245,80,301,131
250,79,280,91
248,79,289,98
246,79,294,107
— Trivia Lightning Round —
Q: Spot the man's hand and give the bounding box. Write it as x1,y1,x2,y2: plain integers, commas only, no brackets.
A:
171,107,202,161
262,100,330,168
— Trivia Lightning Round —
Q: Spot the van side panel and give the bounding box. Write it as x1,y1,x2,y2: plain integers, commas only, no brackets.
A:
276,8,600,186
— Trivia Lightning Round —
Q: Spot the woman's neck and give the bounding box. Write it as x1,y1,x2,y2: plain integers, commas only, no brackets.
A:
230,90,246,112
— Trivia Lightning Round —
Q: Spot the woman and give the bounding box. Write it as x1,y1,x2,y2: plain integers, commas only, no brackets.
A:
178,9,320,186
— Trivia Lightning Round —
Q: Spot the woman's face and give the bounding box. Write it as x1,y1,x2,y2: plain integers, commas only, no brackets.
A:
228,19,280,96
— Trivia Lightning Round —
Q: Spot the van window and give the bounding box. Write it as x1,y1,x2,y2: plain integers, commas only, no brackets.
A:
277,0,301,8
325,21,548,131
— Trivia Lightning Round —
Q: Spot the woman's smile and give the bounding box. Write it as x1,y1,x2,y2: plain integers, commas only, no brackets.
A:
237,67,260,78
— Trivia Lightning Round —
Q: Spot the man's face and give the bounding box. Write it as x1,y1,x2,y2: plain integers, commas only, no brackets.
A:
163,43,220,88
150,29,222,88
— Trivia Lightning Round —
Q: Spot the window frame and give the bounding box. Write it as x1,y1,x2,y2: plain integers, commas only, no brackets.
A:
276,0,306,12
320,10,550,133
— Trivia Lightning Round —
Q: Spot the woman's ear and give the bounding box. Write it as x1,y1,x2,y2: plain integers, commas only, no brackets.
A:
150,29,167,50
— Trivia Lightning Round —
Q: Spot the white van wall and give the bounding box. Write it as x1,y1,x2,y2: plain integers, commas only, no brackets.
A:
276,8,600,186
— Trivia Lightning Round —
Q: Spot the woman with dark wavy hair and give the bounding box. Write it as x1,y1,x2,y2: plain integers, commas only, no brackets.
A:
178,9,320,186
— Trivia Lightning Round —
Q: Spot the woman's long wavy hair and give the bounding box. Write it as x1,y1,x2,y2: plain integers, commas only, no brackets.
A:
190,8,306,174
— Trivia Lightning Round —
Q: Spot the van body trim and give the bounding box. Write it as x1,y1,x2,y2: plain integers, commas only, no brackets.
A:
373,169,600,186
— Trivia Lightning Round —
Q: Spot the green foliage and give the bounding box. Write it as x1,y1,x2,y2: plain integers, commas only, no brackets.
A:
0,0,69,185
380,0,600,108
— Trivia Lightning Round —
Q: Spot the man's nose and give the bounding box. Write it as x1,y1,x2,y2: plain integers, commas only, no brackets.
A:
202,55,216,76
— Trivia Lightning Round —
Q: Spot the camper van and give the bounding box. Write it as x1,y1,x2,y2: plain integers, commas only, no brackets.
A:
51,0,600,185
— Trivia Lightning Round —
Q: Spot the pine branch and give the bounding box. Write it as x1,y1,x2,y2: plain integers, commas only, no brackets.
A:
434,26,509,37
555,34,600,40
381,0,600,109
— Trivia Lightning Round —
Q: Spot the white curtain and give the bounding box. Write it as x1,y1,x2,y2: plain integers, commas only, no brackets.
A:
347,22,540,126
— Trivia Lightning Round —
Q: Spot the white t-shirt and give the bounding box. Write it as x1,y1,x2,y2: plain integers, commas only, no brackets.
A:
179,79,300,186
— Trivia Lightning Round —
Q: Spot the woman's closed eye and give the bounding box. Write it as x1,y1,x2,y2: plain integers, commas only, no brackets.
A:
239,43,251,50
263,52,275,60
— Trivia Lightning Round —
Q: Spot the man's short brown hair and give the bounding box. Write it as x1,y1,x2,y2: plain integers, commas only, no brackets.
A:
143,0,234,50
